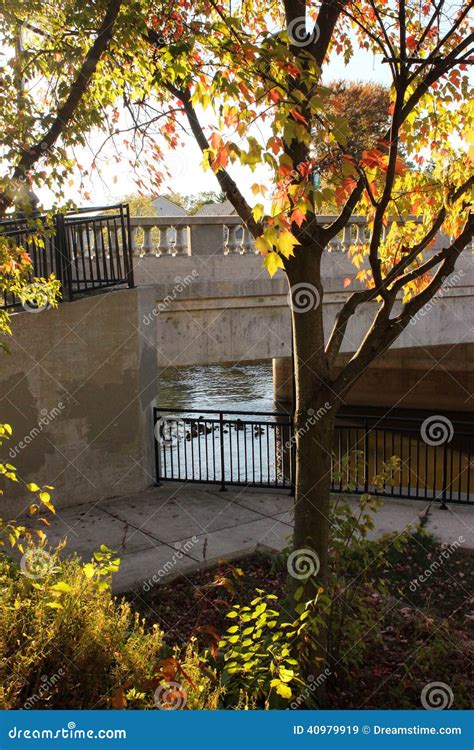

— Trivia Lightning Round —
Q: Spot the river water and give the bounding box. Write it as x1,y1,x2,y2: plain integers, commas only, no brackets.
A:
158,361,276,413
156,362,473,502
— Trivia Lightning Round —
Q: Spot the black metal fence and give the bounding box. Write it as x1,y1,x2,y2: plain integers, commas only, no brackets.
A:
0,204,133,309
154,408,474,504
154,408,295,491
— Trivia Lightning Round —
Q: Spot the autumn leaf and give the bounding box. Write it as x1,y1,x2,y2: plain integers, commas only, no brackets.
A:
110,687,127,709
277,230,300,258
264,252,285,277
290,108,308,125
291,208,306,227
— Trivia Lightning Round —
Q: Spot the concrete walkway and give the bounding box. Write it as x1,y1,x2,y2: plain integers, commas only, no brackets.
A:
24,484,474,594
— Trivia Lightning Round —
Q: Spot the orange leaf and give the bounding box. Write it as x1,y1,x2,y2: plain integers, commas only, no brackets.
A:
291,208,306,227
110,687,127,709
290,108,308,125
268,87,283,104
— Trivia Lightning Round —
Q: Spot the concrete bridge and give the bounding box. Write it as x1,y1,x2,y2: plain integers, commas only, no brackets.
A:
1,212,472,517
132,214,474,410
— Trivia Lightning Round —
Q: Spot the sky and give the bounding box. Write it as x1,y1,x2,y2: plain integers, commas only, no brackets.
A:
37,43,393,210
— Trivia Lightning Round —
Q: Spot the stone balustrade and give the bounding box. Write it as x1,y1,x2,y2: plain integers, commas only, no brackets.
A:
130,215,254,257
129,215,381,257
129,213,464,258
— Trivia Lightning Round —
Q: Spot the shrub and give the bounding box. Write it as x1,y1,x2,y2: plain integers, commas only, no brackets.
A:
0,546,220,710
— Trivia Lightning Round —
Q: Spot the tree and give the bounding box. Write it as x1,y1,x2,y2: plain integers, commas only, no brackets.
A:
121,194,159,216
186,191,227,214
138,0,472,673
0,0,128,214
2,0,472,680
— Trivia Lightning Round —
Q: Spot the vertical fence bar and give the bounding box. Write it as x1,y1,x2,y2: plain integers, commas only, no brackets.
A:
440,442,448,509
219,412,226,491
290,419,296,496
364,418,370,494
123,203,135,288
153,410,161,486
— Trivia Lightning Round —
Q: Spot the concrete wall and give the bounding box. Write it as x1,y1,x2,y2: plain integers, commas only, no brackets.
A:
1,289,158,518
136,251,474,367
2,240,472,517
272,344,474,412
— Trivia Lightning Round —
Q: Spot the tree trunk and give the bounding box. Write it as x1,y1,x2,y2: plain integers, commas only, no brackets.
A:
286,240,338,686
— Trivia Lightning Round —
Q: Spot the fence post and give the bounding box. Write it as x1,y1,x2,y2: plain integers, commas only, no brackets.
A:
54,213,73,301
122,204,135,288
153,409,161,487
290,419,296,496
440,442,448,509
219,412,226,491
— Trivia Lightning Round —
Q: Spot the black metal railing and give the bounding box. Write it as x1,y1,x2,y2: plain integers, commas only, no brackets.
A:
333,412,473,505
0,204,134,309
153,408,473,504
154,408,295,491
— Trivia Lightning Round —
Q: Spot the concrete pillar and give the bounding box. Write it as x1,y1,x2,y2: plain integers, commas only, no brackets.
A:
273,356,293,404
189,224,225,255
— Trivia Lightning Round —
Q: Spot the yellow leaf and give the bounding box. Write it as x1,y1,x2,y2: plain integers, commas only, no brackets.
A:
252,203,264,222
276,230,299,259
83,563,95,579
264,252,285,278
275,682,292,699
255,236,271,256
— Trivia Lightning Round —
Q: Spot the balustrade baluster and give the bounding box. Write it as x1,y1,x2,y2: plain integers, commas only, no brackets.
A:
142,226,153,255
174,225,188,255
158,226,170,256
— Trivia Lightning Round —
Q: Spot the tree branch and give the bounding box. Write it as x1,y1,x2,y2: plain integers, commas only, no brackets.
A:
165,82,261,237
1,0,123,211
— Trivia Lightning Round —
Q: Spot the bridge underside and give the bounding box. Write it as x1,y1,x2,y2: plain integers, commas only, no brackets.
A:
270,344,474,413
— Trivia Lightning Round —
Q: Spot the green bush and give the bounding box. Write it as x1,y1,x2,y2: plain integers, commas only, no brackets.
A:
0,547,220,710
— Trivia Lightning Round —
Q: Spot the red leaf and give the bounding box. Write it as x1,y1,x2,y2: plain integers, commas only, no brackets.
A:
291,208,306,227
290,108,309,125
